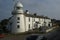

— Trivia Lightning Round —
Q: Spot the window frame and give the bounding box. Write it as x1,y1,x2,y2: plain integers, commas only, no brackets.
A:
28,24,30,30
29,17,30,22
17,25,20,28
17,17,20,20
17,21,20,23
16,7,20,9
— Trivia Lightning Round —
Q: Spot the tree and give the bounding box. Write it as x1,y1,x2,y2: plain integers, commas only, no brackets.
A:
0,19,9,32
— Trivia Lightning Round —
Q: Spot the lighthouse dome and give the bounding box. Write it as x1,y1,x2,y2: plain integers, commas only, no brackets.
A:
15,2,23,8
12,2,24,15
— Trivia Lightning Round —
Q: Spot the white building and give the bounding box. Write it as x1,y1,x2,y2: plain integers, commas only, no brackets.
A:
7,2,52,34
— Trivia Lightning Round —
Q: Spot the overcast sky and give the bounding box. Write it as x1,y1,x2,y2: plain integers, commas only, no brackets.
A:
0,0,60,20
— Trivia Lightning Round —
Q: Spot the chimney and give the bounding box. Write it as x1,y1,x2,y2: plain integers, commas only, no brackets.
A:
25,10,29,14
34,13,37,16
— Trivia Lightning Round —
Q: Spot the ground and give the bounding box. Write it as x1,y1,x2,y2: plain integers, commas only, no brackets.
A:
0,26,60,40
48,27,60,40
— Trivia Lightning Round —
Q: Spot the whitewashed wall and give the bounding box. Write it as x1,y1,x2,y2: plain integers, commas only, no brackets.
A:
25,17,33,31
10,14,25,33
8,14,52,34
45,19,51,27
35,18,39,22
39,18,45,26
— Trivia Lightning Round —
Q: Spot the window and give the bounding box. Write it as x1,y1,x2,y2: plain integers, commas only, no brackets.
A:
44,21,46,23
34,19,35,21
17,21,20,23
29,24,30,29
16,7,20,9
44,21,46,26
17,17,20,20
48,24,50,27
29,17,30,22
17,25,20,28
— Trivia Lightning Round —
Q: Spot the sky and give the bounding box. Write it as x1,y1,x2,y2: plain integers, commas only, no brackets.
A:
0,0,60,20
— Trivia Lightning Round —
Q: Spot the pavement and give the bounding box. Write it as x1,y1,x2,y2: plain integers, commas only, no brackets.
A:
46,27,56,32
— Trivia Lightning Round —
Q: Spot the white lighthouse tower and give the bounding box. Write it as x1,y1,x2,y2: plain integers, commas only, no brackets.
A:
10,1,25,34
7,1,52,34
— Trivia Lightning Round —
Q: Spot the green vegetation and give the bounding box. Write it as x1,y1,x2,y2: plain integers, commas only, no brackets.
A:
0,19,9,33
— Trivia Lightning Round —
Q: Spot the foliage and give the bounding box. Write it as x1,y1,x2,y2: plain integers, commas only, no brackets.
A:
0,19,9,33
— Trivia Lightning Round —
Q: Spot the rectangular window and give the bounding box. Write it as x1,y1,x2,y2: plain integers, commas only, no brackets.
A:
17,17,20,20
29,24,30,29
34,18,35,21
29,17,30,22
48,24,50,27
17,25,20,28
17,21,20,23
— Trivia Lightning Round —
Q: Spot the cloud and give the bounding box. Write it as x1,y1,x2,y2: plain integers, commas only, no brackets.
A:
0,0,60,20
0,0,13,20
19,0,60,19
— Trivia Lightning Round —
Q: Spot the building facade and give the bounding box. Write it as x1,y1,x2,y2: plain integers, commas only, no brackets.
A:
7,2,52,34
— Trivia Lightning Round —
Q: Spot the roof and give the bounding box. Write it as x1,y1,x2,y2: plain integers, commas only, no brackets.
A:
24,13,50,19
12,11,50,19
15,1,23,8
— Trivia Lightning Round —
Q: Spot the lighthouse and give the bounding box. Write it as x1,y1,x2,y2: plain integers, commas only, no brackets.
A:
10,1,25,34
7,1,52,34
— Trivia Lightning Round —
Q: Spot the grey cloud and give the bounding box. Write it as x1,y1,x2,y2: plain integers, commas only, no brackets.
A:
0,0,60,20
19,0,60,19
